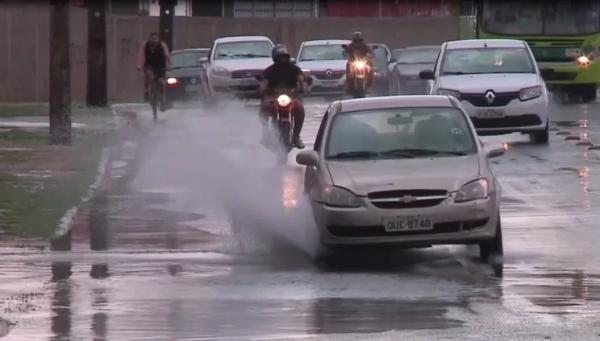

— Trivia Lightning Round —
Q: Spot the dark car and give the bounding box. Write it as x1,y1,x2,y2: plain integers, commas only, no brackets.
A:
390,45,440,95
166,48,210,101
369,43,394,96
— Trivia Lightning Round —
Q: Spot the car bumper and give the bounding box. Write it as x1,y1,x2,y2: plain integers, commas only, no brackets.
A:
211,75,260,95
309,75,346,94
311,195,499,246
460,96,548,133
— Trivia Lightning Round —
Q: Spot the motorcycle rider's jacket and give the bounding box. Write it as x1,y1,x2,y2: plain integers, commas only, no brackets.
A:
346,41,374,61
263,63,303,95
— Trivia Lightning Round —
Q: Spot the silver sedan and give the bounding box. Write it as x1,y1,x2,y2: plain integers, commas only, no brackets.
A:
296,95,505,262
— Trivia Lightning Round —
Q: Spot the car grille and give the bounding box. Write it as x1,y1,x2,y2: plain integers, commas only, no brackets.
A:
462,92,519,107
471,114,542,129
368,189,448,209
231,70,263,79
313,70,345,80
327,219,489,237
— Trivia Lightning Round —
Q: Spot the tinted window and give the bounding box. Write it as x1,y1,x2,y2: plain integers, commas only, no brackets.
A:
171,51,208,69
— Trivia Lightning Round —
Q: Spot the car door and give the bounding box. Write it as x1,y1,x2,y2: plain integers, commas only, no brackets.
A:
304,106,331,196
428,44,446,94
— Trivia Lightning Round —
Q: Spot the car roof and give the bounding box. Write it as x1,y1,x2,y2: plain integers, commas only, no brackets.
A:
337,96,456,113
302,39,351,46
172,48,209,53
445,39,527,49
214,36,273,44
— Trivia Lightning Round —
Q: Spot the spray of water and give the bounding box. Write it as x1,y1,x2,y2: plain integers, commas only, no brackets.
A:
132,99,320,259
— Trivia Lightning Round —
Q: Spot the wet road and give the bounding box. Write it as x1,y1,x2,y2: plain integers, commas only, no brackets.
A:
2,96,600,340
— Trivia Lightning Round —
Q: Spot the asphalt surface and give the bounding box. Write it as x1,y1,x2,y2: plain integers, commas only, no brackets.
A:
2,95,600,340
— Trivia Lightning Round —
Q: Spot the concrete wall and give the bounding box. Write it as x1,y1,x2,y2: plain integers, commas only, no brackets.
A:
0,4,459,103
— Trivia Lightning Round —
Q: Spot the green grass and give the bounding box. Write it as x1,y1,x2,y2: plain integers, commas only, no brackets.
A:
0,129,48,145
0,104,48,117
0,129,111,238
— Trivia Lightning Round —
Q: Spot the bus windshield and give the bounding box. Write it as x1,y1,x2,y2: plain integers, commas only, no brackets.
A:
483,0,600,35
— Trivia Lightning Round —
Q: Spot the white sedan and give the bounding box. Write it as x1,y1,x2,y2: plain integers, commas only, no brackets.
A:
296,95,505,262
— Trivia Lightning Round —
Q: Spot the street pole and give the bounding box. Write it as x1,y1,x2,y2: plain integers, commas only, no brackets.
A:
159,0,175,52
86,0,107,107
49,0,72,145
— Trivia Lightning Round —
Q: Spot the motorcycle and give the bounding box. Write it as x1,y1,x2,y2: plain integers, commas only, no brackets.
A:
343,45,377,98
256,75,311,164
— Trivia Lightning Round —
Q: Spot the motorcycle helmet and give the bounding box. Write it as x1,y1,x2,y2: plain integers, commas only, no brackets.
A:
272,44,291,63
352,31,364,43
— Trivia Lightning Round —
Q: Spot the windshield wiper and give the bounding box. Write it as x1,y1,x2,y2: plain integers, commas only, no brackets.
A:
381,148,468,156
233,53,270,58
328,151,380,159
443,71,469,75
378,149,415,158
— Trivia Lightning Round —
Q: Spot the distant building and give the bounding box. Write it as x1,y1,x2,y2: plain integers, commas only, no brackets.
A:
97,0,457,18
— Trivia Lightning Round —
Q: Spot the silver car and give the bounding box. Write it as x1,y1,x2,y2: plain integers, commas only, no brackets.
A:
296,39,350,95
296,95,505,261
390,46,440,95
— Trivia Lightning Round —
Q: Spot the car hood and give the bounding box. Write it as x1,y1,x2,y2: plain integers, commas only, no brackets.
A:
396,63,435,76
327,155,480,196
438,73,540,93
167,67,204,78
211,58,273,71
297,60,347,71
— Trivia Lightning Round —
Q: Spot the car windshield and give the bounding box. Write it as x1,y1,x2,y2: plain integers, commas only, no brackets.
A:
214,41,273,60
299,44,346,61
394,48,440,64
171,50,208,69
441,48,535,75
326,107,477,160
483,0,600,35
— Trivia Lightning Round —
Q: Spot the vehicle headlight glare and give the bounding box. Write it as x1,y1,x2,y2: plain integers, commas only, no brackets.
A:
436,88,461,100
455,178,489,203
519,85,543,101
277,94,292,107
320,186,363,208
166,77,178,85
577,55,591,67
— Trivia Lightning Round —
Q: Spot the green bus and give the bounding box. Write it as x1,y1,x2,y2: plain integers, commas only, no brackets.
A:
461,0,600,102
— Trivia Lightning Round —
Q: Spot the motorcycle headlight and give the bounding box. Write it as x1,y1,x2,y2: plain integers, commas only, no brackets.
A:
436,88,461,100
212,66,230,77
353,60,368,70
277,94,292,107
455,179,489,203
319,185,363,208
519,85,543,101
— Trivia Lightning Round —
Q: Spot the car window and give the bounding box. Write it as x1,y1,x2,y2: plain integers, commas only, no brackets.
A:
326,107,476,159
395,48,440,64
171,51,208,69
441,47,535,75
299,45,346,61
214,41,273,60
372,47,389,70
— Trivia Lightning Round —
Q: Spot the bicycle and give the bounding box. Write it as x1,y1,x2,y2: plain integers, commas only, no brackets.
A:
148,76,162,122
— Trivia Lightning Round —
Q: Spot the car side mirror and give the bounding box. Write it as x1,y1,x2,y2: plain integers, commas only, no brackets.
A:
199,57,209,64
419,70,435,80
296,150,319,166
487,147,505,158
290,57,296,64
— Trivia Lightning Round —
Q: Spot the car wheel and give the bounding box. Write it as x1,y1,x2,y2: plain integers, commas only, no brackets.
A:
479,215,503,263
530,122,549,145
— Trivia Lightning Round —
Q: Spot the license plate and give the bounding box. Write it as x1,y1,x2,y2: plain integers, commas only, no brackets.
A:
185,84,201,92
476,109,505,119
321,80,339,87
565,48,581,58
383,216,433,232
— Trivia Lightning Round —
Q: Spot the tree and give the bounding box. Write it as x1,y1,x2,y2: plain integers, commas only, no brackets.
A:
86,0,107,107
49,0,72,145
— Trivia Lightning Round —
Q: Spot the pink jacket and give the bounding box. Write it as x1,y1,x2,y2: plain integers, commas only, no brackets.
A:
137,41,171,69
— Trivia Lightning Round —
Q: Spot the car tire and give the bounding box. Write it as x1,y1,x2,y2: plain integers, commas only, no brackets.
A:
530,122,549,145
479,215,503,263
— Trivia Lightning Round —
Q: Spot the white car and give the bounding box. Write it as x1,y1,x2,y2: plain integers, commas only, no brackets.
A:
296,39,350,95
296,95,505,262
204,36,274,97
421,39,550,144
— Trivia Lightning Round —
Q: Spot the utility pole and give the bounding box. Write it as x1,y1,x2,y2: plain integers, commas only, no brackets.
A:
159,0,175,52
86,0,107,107
49,0,72,145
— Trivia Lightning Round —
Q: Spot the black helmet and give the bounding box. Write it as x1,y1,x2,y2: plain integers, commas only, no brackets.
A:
352,31,364,43
272,44,291,63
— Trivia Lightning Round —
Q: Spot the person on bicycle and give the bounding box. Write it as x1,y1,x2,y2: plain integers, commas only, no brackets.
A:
137,32,171,109
259,44,308,149
344,32,375,87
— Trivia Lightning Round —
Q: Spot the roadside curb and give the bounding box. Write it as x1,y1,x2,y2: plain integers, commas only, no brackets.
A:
52,104,147,241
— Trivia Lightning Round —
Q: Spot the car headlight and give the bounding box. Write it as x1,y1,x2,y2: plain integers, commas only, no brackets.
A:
519,85,543,101
212,66,230,77
436,88,461,100
166,77,178,85
455,178,489,203
319,185,363,208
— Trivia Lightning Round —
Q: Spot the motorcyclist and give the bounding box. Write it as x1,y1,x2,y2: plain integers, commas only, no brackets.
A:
259,44,308,149
344,32,375,88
